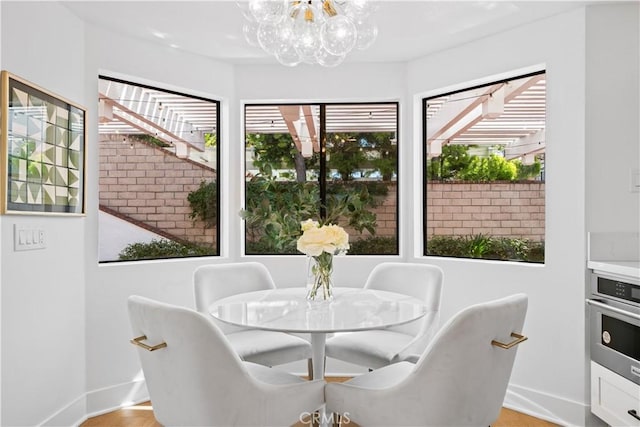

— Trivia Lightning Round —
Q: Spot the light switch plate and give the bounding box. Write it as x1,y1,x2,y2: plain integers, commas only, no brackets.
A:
14,224,46,251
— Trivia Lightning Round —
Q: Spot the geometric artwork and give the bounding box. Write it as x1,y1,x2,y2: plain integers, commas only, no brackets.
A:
1,71,85,214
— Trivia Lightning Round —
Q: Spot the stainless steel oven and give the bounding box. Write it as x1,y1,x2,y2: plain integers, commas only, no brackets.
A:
587,273,640,386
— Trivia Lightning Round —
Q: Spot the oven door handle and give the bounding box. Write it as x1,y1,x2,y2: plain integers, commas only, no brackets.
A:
586,298,640,321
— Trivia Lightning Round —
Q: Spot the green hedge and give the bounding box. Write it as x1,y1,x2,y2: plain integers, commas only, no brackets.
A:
348,236,398,255
118,239,215,261
426,234,544,263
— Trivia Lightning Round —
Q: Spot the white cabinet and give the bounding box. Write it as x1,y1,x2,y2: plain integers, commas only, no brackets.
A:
591,361,640,426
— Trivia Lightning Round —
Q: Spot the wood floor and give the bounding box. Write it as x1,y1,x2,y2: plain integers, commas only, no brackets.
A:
81,400,558,427
81,377,559,427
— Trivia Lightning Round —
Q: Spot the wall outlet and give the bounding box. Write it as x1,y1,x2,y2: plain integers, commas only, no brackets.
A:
14,224,46,251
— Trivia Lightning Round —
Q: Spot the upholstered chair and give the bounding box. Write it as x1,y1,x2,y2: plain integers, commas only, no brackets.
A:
194,262,314,372
128,295,324,426
325,293,529,427
325,262,444,369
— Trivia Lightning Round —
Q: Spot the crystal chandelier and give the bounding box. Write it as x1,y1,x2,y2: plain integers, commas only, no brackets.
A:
240,0,378,67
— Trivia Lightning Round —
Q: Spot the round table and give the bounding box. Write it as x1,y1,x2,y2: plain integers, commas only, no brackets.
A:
209,287,428,380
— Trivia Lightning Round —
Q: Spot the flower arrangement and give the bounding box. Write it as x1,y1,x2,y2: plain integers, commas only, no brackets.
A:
297,219,349,301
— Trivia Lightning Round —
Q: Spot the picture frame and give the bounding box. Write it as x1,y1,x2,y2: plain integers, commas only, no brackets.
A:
0,71,86,215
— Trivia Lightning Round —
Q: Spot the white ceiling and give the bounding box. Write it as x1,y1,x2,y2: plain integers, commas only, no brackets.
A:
62,1,590,65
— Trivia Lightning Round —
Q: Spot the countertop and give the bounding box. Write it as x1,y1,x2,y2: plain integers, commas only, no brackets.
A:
587,260,640,281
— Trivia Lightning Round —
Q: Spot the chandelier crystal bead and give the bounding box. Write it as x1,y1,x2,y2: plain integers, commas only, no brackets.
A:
257,20,281,55
241,0,378,67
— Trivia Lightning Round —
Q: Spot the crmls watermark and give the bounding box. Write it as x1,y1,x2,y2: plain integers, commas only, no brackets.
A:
299,411,351,425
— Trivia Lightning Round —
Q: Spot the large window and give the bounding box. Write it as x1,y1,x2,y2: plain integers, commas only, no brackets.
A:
423,71,545,263
98,76,220,262
244,103,399,255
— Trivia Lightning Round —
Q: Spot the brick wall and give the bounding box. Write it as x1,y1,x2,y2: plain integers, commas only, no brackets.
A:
99,140,543,249
426,182,545,241
99,135,217,248
344,182,397,241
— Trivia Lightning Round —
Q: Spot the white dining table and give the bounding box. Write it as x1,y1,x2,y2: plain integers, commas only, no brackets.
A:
209,287,428,381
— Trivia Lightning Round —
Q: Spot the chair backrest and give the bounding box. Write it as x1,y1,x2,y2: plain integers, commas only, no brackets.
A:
193,262,276,333
363,262,443,336
127,295,256,426
409,293,529,426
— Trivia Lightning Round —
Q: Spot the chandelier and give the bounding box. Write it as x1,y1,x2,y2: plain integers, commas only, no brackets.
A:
240,0,378,67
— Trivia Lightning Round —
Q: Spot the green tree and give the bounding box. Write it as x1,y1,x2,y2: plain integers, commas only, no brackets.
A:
427,144,472,180
514,158,542,180
365,132,397,181
458,154,517,181
327,133,367,181
246,133,314,182
204,133,217,148
428,144,542,182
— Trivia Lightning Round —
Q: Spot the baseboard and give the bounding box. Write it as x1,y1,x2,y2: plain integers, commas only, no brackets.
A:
504,383,588,427
84,379,150,419
38,394,86,427
37,377,588,426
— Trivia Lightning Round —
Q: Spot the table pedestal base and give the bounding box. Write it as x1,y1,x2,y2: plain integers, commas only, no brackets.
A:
311,332,330,427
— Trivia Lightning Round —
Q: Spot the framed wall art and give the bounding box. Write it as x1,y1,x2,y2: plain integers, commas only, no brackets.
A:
0,71,86,215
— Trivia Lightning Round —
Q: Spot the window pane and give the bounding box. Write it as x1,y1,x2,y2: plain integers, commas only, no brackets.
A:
98,76,220,262
244,104,321,255
423,72,545,263
325,104,398,255
243,103,399,255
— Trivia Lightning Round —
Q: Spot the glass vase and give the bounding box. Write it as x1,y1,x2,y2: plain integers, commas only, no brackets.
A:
306,253,334,301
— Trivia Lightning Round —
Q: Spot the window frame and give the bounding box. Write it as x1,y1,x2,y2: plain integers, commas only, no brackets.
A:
422,70,546,262
243,101,400,256
98,75,221,263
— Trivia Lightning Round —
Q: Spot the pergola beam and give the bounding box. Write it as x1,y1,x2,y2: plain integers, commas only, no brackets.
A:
100,93,204,152
505,129,546,159
426,74,546,157
278,105,320,155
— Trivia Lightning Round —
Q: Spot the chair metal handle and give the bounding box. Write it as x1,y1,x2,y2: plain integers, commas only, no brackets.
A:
492,332,527,349
130,335,167,352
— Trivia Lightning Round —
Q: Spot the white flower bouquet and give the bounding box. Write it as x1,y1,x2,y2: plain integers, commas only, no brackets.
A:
297,219,349,300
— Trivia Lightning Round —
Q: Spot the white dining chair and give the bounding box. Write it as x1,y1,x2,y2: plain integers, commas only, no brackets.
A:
193,262,314,373
128,295,325,426
325,262,443,369
325,293,529,427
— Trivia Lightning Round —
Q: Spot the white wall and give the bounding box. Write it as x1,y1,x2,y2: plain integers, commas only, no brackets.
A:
82,26,238,415
1,2,637,426
0,2,87,425
585,3,640,233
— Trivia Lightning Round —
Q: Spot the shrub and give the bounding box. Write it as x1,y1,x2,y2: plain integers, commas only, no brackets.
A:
242,176,390,254
118,239,215,261
427,234,544,263
458,154,517,181
187,180,218,228
133,134,171,148
525,241,545,262
425,235,466,257
427,145,542,182
349,236,398,255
